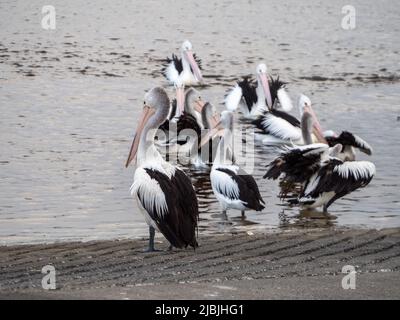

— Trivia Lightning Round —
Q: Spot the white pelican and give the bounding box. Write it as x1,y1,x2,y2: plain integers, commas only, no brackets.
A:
162,40,203,86
324,130,373,161
203,111,265,217
224,63,274,119
264,126,375,212
125,87,199,251
253,94,326,145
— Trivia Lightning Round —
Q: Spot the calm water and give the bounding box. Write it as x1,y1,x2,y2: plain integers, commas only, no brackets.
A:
0,0,399,245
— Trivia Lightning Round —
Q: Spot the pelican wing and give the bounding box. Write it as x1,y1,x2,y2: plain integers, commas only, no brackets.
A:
300,159,375,207
224,84,243,111
269,76,287,109
339,131,373,155
131,167,198,248
254,112,301,141
277,88,293,112
264,143,329,183
162,54,183,83
212,166,264,211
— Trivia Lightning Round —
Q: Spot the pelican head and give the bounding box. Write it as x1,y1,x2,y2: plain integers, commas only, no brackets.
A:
323,130,338,138
256,63,272,107
199,110,232,147
125,87,170,167
181,40,193,52
201,102,220,129
180,40,203,83
185,87,205,113
298,94,326,143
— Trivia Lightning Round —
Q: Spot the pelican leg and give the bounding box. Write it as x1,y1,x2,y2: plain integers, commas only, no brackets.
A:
222,210,228,220
323,205,328,214
241,210,245,218
145,226,159,252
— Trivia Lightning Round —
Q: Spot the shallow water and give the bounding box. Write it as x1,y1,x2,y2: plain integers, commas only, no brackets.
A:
0,0,399,245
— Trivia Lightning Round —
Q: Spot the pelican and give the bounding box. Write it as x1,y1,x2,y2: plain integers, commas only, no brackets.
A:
224,63,274,119
159,81,205,144
253,94,326,145
324,130,373,161
125,87,199,251
162,40,203,86
197,102,221,166
264,112,375,212
203,111,265,217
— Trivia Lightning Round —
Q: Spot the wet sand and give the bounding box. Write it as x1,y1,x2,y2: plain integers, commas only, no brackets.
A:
1,227,399,299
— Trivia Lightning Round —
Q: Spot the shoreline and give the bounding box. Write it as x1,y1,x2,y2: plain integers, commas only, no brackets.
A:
1,227,399,299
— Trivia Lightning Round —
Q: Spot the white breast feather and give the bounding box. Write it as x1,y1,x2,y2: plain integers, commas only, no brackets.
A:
130,167,169,218
211,167,240,200
333,161,376,180
225,85,243,111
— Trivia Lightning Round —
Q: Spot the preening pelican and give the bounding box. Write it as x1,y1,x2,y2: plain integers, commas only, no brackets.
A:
162,40,203,86
264,142,375,212
125,87,199,251
204,111,265,217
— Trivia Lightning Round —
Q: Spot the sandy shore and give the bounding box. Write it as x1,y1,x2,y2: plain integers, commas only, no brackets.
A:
1,228,399,299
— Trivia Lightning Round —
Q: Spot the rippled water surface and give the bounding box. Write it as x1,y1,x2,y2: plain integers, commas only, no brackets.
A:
1,0,399,244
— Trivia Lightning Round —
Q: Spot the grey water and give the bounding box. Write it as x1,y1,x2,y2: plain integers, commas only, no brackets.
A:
0,0,399,245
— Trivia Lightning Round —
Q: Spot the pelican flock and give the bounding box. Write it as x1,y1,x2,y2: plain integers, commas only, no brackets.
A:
126,40,376,251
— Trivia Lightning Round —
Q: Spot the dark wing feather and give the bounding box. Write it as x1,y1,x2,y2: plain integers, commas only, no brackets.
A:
161,54,183,76
193,53,202,70
237,77,258,112
302,159,375,209
252,109,300,133
216,168,265,211
270,109,300,127
176,112,201,145
171,168,199,248
140,168,198,249
263,146,326,183
269,76,287,109
337,131,373,155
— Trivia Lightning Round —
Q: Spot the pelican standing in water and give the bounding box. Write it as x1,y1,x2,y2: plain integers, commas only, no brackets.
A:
203,111,265,217
162,40,204,86
125,87,199,251
264,111,375,212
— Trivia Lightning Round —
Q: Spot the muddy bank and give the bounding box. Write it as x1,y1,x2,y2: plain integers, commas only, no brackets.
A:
1,227,399,299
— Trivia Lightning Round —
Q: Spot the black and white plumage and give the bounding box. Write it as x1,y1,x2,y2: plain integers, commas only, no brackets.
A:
125,87,199,251
207,111,265,217
224,63,274,119
264,143,375,212
324,130,373,161
159,86,204,143
162,40,203,86
253,94,326,145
